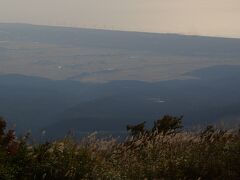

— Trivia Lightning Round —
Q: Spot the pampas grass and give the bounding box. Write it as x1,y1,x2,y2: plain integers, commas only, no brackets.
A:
0,117,240,179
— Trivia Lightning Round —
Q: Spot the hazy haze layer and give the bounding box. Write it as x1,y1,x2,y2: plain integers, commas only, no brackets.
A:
0,0,240,38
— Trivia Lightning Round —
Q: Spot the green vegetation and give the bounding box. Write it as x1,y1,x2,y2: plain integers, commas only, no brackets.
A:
0,116,240,180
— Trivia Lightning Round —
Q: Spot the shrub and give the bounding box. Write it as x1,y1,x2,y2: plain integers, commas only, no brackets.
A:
0,116,239,179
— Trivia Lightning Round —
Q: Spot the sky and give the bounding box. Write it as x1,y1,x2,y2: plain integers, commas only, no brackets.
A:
0,0,240,38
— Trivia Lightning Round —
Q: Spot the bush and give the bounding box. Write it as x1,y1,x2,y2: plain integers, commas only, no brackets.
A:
0,116,240,179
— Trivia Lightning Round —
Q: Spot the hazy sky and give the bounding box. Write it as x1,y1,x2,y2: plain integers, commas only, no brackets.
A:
0,0,240,38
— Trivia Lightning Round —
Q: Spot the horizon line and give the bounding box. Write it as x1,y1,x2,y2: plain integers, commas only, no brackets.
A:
1,22,240,40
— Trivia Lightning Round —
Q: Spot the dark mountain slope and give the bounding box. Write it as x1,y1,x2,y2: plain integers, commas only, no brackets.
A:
46,65,240,136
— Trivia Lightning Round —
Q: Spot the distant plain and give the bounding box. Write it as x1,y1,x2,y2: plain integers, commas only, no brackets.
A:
1,23,240,83
0,23,240,136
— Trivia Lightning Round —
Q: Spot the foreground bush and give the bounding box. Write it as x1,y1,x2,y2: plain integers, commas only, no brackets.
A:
0,116,240,179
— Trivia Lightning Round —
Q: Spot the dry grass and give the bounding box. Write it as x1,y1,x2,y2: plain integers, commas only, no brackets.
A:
1,118,240,180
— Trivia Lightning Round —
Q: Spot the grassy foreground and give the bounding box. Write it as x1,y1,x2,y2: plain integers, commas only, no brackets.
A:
0,116,240,180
